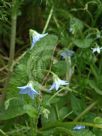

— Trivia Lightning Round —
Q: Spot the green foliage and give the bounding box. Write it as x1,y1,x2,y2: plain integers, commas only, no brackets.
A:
73,38,93,48
0,0,11,21
72,129,96,136
6,34,58,98
40,121,100,136
28,35,58,81
12,0,24,16
1,0,102,135
0,98,25,120
6,51,30,98
0,34,58,121
71,95,86,116
70,17,84,35
52,61,66,76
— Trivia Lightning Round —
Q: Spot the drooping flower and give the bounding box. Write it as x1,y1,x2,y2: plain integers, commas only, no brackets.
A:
61,50,74,59
91,46,102,54
29,29,48,48
49,75,69,91
73,125,85,130
18,82,39,99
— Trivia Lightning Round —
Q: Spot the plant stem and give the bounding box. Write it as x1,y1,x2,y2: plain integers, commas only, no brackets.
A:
40,121,102,130
53,16,60,29
65,57,72,81
9,0,17,72
0,129,8,136
30,116,38,136
9,17,17,69
48,88,65,102
90,64,98,80
73,100,98,121
42,6,53,33
5,0,17,88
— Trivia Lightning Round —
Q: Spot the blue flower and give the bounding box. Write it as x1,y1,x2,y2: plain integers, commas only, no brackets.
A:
61,50,74,59
30,29,48,48
73,125,85,130
18,82,39,99
49,75,69,91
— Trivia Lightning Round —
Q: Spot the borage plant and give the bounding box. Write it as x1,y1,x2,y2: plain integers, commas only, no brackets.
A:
1,0,102,136
0,28,100,136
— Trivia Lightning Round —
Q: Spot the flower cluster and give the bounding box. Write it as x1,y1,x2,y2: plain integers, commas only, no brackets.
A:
18,75,69,99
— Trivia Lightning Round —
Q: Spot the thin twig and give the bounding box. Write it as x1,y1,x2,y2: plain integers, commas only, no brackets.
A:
73,100,98,121
42,6,54,33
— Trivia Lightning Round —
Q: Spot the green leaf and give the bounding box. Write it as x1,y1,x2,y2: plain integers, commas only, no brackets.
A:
73,38,93,48
4,97,18,110
28,34,58,82
71,95,86,115
6,34,58,98
88,80,102,95
59,107,69,120
41,106,57,127
0,98,25,120
72,129,96,136
94,117,102,124
7,51,30,98
70,17,84,34
52,61,66,76
93,128,102,136
0,98,38,120
23,104,38,118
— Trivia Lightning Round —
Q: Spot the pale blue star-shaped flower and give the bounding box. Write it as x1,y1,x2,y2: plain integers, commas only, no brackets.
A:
18,82,39,99
91,46,102,54
30,29,48,48
49,75,69,91
73,125,85,130
61,50,74,59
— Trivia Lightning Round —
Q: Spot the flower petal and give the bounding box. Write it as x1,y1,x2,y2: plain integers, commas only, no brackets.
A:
31,32,48,48
18,83,39,99
61,50,74,58
73,125,85,130
55,82,60,90
49,75,69,92
49,83,56,91
18,86,29,94
28,91,35,99
58,79,69,86
91,46,102,54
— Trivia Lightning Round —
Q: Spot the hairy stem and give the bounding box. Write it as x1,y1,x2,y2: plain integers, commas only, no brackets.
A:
5,0,17,89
